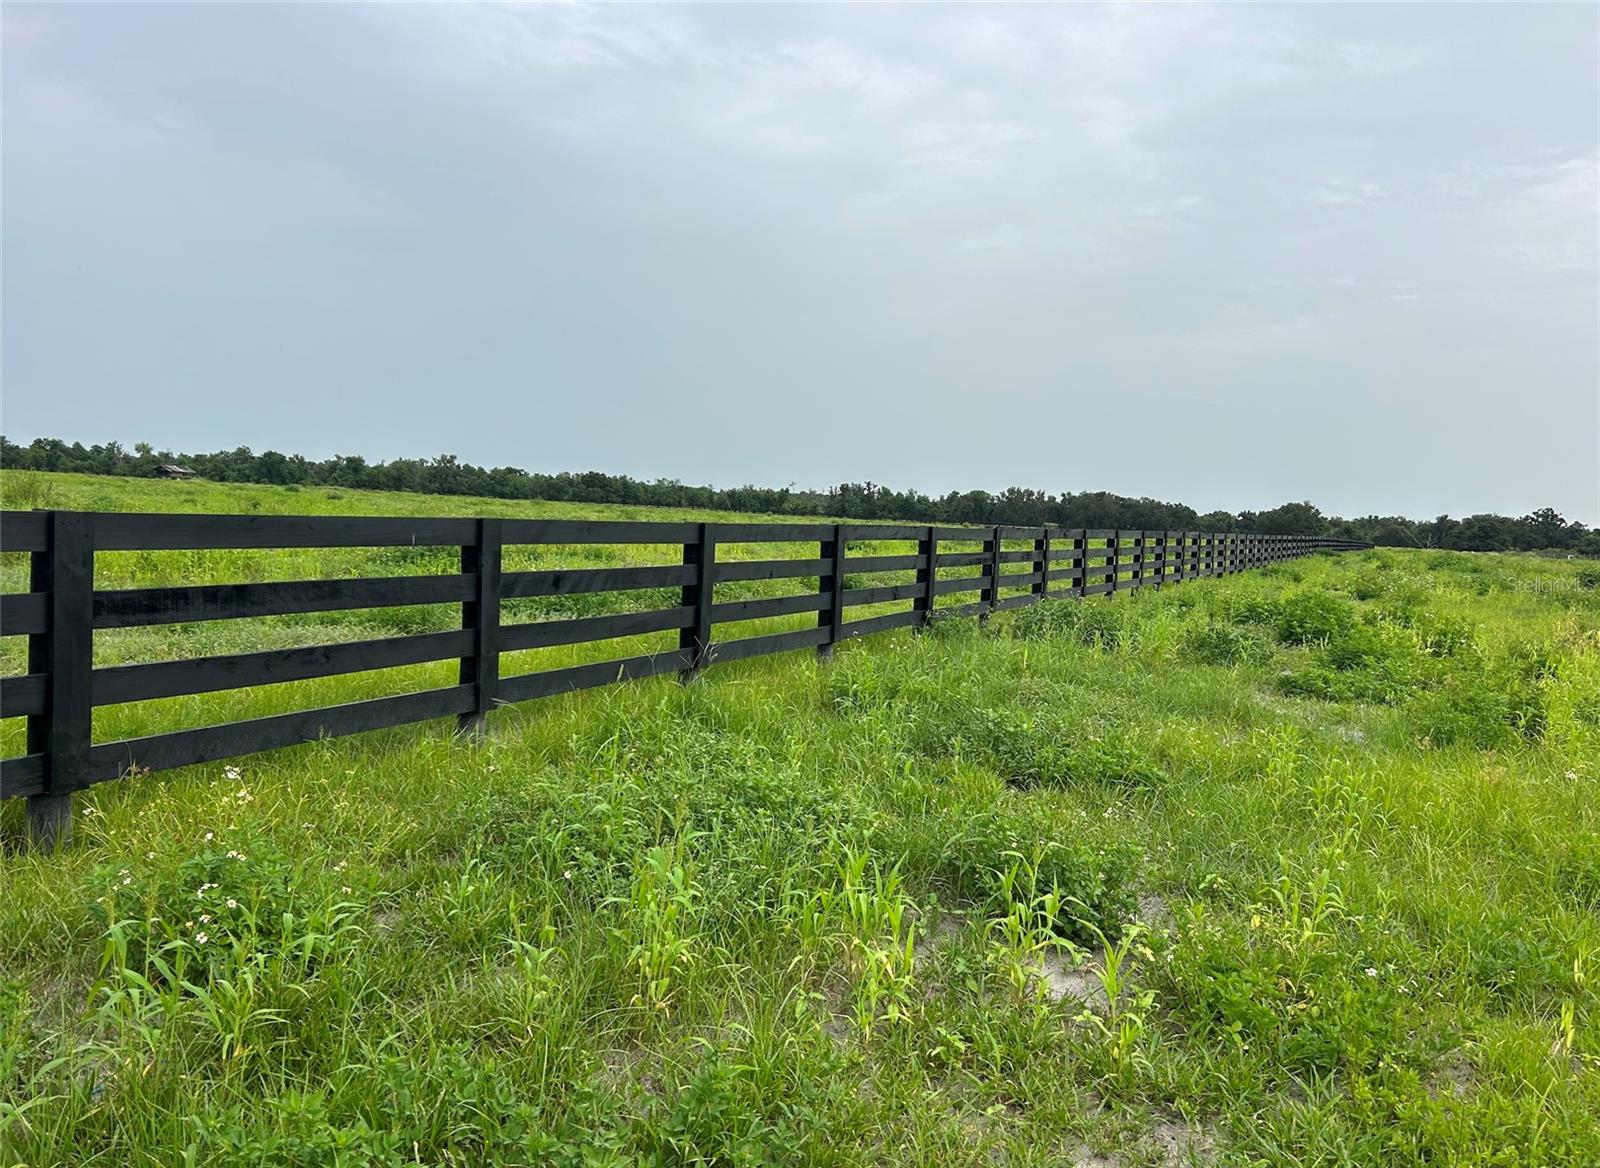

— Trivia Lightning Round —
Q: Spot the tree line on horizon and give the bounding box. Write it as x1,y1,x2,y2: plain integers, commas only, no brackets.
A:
3,435,1595,556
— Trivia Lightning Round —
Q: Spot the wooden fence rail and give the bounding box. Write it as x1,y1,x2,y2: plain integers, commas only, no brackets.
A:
0,509,1368,846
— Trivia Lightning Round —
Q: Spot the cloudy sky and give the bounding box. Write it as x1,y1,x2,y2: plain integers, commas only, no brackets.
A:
3,3,1596,521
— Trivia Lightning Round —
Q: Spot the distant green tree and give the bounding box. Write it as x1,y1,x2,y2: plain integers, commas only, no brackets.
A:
1445,514,1521,551
1254,501,1325,535
1520,507,1572,549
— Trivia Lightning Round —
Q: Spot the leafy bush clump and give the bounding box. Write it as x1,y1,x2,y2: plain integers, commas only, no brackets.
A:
1320,624,1390,672
93,837,358,986
932,801,1141,943
1273,592,1356,645
1346,576,1386,601
1013,598,1130,649
1403,657,1549,749
1446,910,1571,1002
1152,873,1422,1083
1181,622,1276,667
1577,564,1600,590
1222,595,1280,628
1554,834,1600,912
1056,731,1167,789
1010,599,1081,642
1411,612,1477,657
1276,665,1416,707
188,1049,644,1166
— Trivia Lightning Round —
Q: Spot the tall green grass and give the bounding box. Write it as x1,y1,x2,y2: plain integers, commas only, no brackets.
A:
1,473,1597,1166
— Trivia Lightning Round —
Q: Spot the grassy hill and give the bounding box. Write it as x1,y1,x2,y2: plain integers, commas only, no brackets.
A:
1,471,1597,1166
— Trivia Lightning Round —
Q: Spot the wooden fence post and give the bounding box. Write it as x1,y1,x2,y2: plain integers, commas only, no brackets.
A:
817,524,845,659
680,522,716,681
1077,529,1089,598
1108,531,1120,597
457,517,502,738
980,526,1001,623
25,511,93,851
915,526,938,628
1033,529,1050,600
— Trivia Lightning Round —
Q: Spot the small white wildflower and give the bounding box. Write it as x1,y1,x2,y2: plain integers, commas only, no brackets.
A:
203,832,214,842
146,851,156,860
195,932,208,944
1365,967,1378,978
224,765,242,782
226,898,237,909
121,876,131,886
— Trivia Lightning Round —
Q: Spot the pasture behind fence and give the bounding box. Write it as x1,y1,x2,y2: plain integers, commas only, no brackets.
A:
0,509,1368,846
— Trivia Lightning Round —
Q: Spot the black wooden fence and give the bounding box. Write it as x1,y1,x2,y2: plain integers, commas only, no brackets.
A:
0,510,1366,845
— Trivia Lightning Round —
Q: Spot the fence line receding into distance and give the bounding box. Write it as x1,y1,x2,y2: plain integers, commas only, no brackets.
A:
0,509,1368,845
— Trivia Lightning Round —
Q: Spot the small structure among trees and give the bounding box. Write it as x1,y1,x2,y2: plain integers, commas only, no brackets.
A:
153,464,197,480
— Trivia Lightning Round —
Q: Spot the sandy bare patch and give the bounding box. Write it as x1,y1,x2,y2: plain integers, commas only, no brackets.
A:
1039,950,1108,1013
1150,1116,1214,1166
1428,1046,1476,1099
1136,893,1172,930
1070,1146,1119,1168
912,911,968,965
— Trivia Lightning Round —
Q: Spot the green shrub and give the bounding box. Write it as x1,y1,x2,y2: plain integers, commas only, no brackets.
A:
1055,731,1167,788
92,836,360,988
1447,910,1570,1002
1554,835,1600,912
930,801,1141,943
1009,598,1072,641
1412,612,1477,657
1577,564,1600,590
1181,622,1276,667
928,702,1167,791
1273,592,1356,645
1321,624,1389,672
1404,659,1548,749
1277,664,1413,706
1013,597,1129,649
1153,901,1419,1083
1346,574,1387,601
1223,595,1280,628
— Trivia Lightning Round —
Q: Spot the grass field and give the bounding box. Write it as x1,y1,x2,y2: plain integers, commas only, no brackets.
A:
2,472,1598,1167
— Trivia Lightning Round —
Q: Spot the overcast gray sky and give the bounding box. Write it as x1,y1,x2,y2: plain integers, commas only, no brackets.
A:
3,3,1596,521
